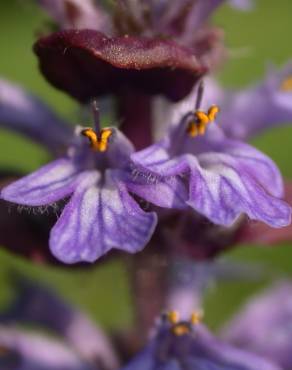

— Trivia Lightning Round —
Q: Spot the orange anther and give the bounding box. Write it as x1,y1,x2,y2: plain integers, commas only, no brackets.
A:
167,310,179,324
82,128,113,152
281,76,292,92
207,105,220,121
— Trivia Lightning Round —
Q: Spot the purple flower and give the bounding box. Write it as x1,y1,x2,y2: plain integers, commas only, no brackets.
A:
1,98,157,263
221,281,292,370
121,311,281,370
130,82,291,228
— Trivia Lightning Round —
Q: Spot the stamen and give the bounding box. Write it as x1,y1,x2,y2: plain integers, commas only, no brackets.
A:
166,310,203,336
280,76,292,91
195,80,204,110
91,98,101,134
207,105,220,121
171,323,191,336
81,100,113,152
187,122,199,137
167,310,179,324
81,127,113,152
190,310,203,325
187,104,220,138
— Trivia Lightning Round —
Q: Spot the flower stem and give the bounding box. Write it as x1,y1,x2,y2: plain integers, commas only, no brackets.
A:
116,91,153,150
127,250,168,338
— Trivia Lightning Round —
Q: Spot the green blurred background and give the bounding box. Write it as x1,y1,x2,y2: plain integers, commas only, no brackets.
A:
0,0,292,333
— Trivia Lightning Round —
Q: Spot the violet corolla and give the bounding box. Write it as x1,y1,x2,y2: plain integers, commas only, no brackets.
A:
130,82,291,228
121,310,281,370
1,99,157,263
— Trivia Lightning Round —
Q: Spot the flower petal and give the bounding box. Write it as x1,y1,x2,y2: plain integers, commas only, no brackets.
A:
132,140,291,227
0,79,72,153
37,0,111,33
173,325,281,370
129,139,189,208
126,168,188,209
228,0,253,10
182,0,225,41
0,275,119,369
0,327,90,370
220,62,292,140
221,281,292,369
238,182,292,245
187,152,291,227
50,170,157,263
185,355,278,370
34,30,206,103
1,158,79,206
121,343,156,370
204,138,285,198
122,324,281,370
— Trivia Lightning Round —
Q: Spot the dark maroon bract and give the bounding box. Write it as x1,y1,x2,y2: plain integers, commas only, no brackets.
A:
34,29,207,102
